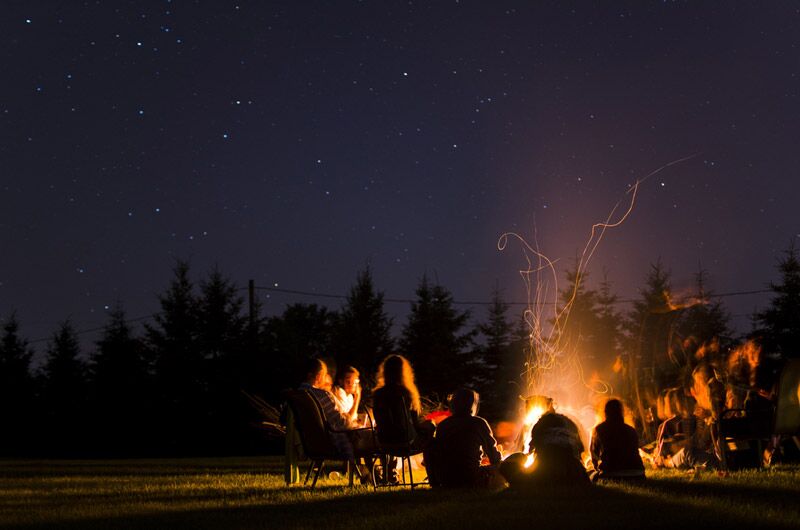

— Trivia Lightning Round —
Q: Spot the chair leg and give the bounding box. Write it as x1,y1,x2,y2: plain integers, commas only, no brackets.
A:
303,462,314,485
348,460,354,487
311,461,323,489
407,457,415,489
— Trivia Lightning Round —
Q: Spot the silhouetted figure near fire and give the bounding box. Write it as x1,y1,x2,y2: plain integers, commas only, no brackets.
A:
500,399,590,488
425,388,503,488
589,399,645,482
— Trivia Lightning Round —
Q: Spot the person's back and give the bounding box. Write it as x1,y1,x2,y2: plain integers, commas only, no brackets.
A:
372,384,418,446
590,399,644,481
426,389,502,488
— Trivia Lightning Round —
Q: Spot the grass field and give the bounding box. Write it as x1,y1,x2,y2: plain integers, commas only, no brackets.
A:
1,457,799,529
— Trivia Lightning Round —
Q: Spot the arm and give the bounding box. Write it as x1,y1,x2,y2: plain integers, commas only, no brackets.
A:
590,428,600,470
479,418,503,465
350,383,362,420
316,389,359,430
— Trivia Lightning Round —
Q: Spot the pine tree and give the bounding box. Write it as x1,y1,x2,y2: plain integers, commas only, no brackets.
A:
0,313,35,455
595,272,623,365
475,285,513,420
399,276,475,401
677,268,731,359
145,260,202,453
623,261,680,440
89,305,150,455
555,266,601,371
332,267,394,382
262,303,336,401
196,268,249,453
755,244,800,359
40,321,88,456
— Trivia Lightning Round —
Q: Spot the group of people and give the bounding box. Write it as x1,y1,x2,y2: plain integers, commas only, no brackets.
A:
295,354,647,488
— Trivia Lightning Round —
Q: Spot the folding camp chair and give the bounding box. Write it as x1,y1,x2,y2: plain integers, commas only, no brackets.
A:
283,389,373,489
720,358,800,469
371,392,427,489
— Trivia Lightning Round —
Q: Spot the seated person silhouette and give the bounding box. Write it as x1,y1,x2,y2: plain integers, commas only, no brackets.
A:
590,398,645,482
372,354,435,483
501,397,590,488
298,358,371,461
425,388,503,488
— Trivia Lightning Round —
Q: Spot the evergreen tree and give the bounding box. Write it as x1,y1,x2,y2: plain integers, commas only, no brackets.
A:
755,244,800,359
89,305,150,455
555,266,601,370
399,276,475,401
677,268,731,356
196,268,250,453
624,261,678,385
595,273,625,395
145,260,202,453
595,272,623,365
475,285,513,420
0,313,35,455
262,303,336,401
332,267,393,382
40,321,88,456
623,261,679,440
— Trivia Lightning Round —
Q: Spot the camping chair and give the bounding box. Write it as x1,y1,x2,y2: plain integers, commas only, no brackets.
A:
720,358,800,469
283,389,374,489
371,392,427,489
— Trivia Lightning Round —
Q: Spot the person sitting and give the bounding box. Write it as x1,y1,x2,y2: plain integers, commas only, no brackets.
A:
590,399,645,482
425,388,503,488
372,354,435,483
332,365,362,423
501,398,590,488
645,388,685,468
298,358,362,461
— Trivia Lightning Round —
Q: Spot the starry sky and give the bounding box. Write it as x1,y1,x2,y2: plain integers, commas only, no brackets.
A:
3,1,799,352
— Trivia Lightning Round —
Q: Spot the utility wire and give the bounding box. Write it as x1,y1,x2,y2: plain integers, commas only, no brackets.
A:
21,285,773,345
252,285,773,306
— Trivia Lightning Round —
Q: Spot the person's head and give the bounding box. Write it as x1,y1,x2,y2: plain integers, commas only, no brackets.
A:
304,358,328,388
338,366,360,394
603,398,624,423
450,388,479,416
375,354,421,413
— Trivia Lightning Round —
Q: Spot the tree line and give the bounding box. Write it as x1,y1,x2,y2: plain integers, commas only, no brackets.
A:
1,246,798,457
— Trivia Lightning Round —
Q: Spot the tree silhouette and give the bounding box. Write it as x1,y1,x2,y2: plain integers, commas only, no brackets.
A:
262,303,336,401
40,321,87,456
676,268,731,364
754,244,800,360
331,267,393,384
145,260,203,453
399,276,475,402
196,268,251,453
475,285,514,420
89,304,151,456
0,313,35,455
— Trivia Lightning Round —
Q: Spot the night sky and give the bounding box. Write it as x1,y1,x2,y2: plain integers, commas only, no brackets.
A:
3,1,799,353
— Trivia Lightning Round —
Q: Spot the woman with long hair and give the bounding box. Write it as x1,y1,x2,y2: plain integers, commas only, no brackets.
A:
373,354,421,415
371,354,434,484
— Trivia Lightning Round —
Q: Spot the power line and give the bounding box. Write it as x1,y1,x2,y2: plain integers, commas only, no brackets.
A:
252,285,773,306
28,314,156,345
18,285,775,346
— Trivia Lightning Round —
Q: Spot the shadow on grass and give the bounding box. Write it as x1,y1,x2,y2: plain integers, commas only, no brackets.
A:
625,476,800,515
10,482,797,530
0,457,282,479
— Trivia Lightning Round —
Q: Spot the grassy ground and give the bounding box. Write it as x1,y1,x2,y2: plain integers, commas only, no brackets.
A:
1,457,799,529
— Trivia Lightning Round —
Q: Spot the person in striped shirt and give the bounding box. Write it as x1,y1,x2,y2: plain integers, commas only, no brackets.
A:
299,358,361,460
